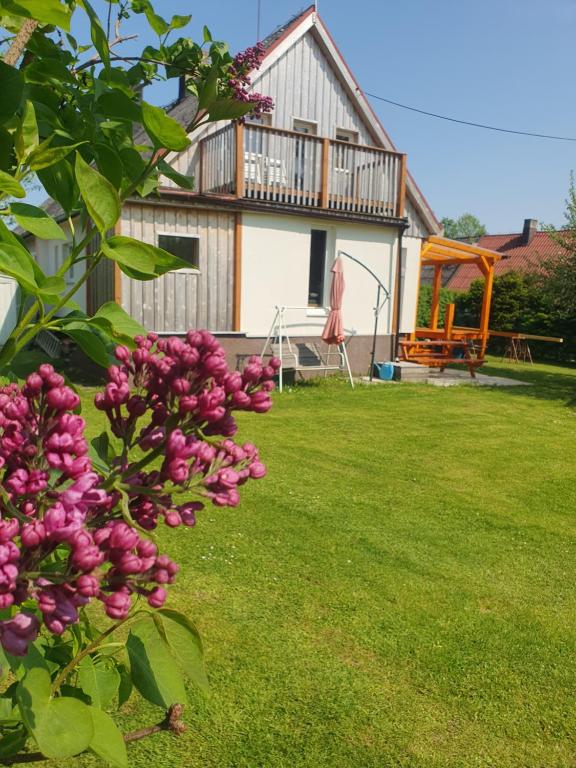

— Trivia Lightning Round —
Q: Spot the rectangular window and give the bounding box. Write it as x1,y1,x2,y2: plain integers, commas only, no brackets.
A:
158,234,200,270
246,112,272,127
293,118,317,135
335,128,359,143
308,229,327,307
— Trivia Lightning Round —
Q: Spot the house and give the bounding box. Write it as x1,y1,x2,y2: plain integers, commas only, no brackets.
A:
445,219,564,292
27,5,441,372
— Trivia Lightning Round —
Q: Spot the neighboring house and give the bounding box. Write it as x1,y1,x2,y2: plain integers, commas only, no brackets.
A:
25,5,441,371
445,218,564,292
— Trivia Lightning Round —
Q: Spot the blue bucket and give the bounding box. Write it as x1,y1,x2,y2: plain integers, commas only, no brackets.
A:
372,361,394,381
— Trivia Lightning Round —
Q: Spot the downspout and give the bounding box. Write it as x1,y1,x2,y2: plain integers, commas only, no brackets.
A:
392,221,409,360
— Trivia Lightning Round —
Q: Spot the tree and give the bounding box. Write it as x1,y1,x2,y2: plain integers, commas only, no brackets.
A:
441,213,487,241
0,2,277,764
540,174,576,317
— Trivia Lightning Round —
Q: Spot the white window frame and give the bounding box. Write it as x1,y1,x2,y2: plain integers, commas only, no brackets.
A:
335,128,359,144
292,117,318,135
157,232,201,274
246,112,272,127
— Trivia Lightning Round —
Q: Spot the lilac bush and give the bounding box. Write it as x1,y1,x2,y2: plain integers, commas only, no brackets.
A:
0,333,279,660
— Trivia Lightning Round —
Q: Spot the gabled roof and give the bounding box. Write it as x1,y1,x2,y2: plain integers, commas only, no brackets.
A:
252,6,440,235
445,230,565,291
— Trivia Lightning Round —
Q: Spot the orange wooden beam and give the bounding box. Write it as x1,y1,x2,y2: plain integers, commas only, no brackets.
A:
427,235,502,262
444,302,455,340
479,264,494,355
430,264,442,330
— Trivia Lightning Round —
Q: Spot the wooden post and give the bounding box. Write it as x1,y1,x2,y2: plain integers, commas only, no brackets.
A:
479,264,494,356
320,138,330,208
444,302,455,340
233,213,242,332
235,122,245,199
430,264,442,329
396,153,407,218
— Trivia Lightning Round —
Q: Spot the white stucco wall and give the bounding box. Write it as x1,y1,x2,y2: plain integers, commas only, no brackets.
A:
241,212,422,338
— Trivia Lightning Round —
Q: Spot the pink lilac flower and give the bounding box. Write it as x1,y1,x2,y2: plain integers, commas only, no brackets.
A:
0,332,275,656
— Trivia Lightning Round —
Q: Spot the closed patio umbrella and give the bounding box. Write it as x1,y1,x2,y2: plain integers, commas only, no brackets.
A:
322,256,346,345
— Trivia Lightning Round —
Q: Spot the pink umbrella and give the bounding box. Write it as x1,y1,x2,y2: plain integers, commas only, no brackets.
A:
322,256,346,345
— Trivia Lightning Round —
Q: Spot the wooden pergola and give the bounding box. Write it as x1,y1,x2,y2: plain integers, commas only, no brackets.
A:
400,236,502,376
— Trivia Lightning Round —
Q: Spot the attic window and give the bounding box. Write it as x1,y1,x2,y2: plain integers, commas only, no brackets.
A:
246,113,272,126
335,129,358,143
158,234,200,271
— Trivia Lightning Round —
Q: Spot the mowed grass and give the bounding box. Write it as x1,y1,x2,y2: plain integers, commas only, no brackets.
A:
68,359,576,768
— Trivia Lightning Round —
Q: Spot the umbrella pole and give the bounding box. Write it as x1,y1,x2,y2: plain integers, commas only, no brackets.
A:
369,284,381,381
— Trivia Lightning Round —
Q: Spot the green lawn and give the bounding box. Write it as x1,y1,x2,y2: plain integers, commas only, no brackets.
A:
69,359,576,767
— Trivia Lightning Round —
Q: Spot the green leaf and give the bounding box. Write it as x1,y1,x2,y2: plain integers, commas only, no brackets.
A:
89,707,128,768
157,609,208,692
0,170,25,199
103,237,190,281
197,64,219,111
16,668,94,759
90,430,114,470
0,727,27,758
208,98,255,122
78,656,120,710
0,61,23,124
61,326,111,368
96,90,142,122
94,143,123,189
102,235,156,275
79,0,110,68
170,14,191,30
1,0,72,29
127,617,187,709
94,301,146,340
202,24,212,42
0,243,38,293
37,274,66,297
11,203,65,240
28,139,86,171
36,159,78,213
15,101,38,162
143,5,169,35
157,159,194,190
117,664,132,707
141,101,190,151
75,153,120,234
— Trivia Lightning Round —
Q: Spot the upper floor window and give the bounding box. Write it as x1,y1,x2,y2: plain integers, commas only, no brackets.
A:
246,113,272,127
293,118,317,135
158,234,200,271
308,229,327,307
335,128,359,143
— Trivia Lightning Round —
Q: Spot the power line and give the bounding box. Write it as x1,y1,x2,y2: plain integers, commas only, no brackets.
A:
362,90,576,143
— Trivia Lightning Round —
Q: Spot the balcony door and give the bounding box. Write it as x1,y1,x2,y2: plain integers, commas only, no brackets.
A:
293,119,317,193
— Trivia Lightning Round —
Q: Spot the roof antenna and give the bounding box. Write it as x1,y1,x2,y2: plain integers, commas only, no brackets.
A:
256,0,261,40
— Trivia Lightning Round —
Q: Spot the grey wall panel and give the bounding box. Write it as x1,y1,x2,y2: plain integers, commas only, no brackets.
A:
120,204,234,334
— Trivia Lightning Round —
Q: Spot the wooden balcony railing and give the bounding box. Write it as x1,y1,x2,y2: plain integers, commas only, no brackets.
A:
198,123,406,218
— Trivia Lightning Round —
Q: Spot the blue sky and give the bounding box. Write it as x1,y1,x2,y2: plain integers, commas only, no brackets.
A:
73,0,576,233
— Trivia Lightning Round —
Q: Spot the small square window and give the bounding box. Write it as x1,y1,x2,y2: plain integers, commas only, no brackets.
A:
158,234,200,270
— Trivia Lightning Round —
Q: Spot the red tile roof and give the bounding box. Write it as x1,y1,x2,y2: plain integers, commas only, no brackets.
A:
445,231,566,291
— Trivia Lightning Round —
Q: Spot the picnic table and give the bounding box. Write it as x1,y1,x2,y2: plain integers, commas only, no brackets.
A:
399,338,483,377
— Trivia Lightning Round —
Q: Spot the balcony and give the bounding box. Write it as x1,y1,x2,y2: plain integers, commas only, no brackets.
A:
197,123,407,219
